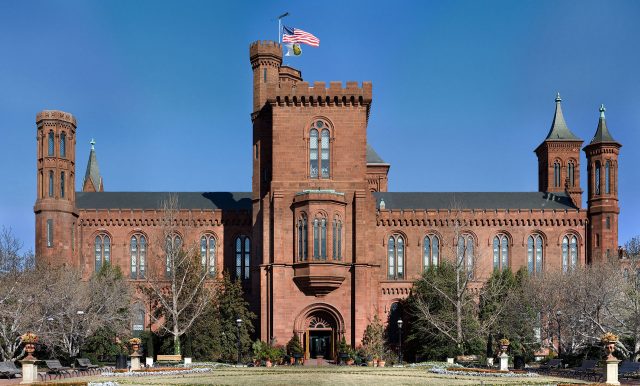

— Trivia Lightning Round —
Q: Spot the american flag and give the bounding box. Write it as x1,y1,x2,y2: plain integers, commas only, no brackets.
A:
282,25,320,47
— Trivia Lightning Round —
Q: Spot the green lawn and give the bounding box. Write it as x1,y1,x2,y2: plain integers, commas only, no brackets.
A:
62,366,590,386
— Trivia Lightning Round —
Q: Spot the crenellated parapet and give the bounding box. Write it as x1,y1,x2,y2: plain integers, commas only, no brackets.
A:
36,110,77,128
78,208,252,228
269,80,373,107
249,40,282,69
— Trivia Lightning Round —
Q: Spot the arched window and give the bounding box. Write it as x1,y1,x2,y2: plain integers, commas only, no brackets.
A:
595,161,601,195
527,234,544,275
60,132,66,158
235,235,251,280
423,234,439,269
48,171,54,197
130,234,146,279
388,235,405,280
312,216,327,260
200,234,216,276
561,235,578,272
95,234,111,272
457,235,474,278
605,160,611,194
309,120,331,179
48,131,54,156
132,305,145,337
297,214,308,261
165,234,182,276
60,171,65,198
332,217,342,260
568,161,575,187
493,234,509,271
554,162,561,187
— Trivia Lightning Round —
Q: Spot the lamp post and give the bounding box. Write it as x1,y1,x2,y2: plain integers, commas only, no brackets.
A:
236,318,243,366
397,319,403,365
556,311,562,357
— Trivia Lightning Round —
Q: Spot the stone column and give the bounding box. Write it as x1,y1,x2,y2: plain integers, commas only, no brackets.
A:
499,353,509,371
130,353,141,371
605,358,620,385
20,360,37,384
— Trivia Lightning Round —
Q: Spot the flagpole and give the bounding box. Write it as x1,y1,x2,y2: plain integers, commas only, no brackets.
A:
277,12,289,43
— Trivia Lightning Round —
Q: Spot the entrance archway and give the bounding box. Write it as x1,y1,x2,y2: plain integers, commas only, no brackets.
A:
294,304,345,360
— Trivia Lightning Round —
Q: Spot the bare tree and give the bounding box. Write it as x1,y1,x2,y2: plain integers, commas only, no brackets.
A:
0,226,33,273
144,194,215,355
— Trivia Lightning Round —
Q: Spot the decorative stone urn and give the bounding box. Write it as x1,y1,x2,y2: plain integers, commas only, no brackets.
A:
499,338,510,355
601,332,618,361
20,332,39,361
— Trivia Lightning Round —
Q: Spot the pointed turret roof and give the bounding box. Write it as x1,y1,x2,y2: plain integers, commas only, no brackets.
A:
589,104,617,144
83,139,103,192
543,93,581,141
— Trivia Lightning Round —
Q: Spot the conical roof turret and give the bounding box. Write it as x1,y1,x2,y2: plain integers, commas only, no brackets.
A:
544,93,581,141
82,139,104,192
589,104,618,144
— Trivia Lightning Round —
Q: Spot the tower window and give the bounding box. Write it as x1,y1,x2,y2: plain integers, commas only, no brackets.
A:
493,234,509,271
388,234,404,280
131,234,147,279
562,235,578,272
48,171,54,197
595,161,601,195
165,234,182,276
423,234,439,269
263,68,267,83
60,172,65,198
554,162,561,187
235,235,250,280
60,132,66,158
605,160,611,194
568,161,575,187
48,131,54,156
46,219,53,248
95,234,111,271
606,216,611,229
200,234,216,277
527,234,544,275
309,120,331,179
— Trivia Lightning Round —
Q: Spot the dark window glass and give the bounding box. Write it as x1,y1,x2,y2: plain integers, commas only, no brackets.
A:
60,172,65,198
605,161,611,194
388,235,405,280
595,161,601,195
60,132,66,158
47,219,53,248
48,131,54,156
48,171,54,197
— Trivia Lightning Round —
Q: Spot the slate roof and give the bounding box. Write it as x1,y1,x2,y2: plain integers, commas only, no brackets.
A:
590,105,617,144
544,94,581,141
366,144,387,164
76,192,252,210
373,191,578,210
83,147,103,190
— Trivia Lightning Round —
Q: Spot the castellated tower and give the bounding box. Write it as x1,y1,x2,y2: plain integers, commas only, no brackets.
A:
34,110,78,266
584,105,621,262
534,93,583,207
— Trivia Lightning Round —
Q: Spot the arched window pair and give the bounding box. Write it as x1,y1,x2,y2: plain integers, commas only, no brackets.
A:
130,234,147,279
423,234,439,269
298,214,342,261
309,120,330,179
165,234,182,276
527,234,544,275
457,235,475,278
47,131,66,157
562,235,578,272
235,235,251,280
95,234,111,271
200,234,216,276
493,234,509,271
313,217,327,260
388,235,404,280
47,171,66,198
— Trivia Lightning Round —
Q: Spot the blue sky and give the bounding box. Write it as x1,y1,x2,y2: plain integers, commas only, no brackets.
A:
1,0,639,252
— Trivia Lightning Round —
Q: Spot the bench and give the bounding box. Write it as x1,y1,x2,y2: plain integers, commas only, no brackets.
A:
156,354,182,365
44,359,75,379
455,355,480,367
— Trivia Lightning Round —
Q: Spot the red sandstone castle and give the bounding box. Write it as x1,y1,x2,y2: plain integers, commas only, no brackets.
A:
34,40,621,359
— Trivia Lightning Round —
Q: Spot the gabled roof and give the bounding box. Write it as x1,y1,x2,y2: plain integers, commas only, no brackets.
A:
83,140,103,191
76,192,252,210
366,144,387,164
373,191,578,210
589,104,617,144
544,93,581,141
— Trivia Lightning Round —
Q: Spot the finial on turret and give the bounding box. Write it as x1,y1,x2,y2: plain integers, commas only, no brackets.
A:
90,138,95,150
555,92,562,103
600,104,606,119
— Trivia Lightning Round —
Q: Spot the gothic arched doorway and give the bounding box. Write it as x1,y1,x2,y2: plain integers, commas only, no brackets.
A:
294,304,345,360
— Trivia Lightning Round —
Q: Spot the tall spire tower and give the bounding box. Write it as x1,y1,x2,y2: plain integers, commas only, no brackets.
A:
534,93,583,207
82,139,104,192
584,104,622,262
